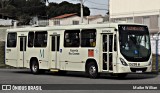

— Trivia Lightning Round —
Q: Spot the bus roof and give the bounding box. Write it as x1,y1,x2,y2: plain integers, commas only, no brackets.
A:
6,22,147,32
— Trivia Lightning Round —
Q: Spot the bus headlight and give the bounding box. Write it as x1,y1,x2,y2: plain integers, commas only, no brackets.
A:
120,58,128,66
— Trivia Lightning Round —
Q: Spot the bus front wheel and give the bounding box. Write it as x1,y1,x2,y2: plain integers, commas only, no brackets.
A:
30,60,39,74
86,62,99,78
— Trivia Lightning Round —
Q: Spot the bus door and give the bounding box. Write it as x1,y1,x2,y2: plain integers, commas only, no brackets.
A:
18,36,26,67
102,34,113,72
50,34,60,69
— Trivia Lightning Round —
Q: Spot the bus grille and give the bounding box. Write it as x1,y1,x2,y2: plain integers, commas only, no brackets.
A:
130,67,147,72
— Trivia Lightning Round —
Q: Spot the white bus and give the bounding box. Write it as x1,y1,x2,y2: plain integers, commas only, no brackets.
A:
5,23,152,78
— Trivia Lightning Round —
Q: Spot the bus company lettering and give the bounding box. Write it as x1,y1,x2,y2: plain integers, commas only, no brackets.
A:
10,85,42,90
69,49,80,55
40,49,44,58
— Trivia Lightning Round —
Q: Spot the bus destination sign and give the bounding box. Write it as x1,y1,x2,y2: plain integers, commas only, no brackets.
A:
120,25,145,31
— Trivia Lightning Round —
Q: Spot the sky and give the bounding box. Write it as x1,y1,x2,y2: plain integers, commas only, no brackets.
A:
48,0,109,16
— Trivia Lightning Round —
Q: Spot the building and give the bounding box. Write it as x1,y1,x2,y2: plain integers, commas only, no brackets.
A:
49,13,103,26
86,15,104,24
109,0,160,54
110,0,160,34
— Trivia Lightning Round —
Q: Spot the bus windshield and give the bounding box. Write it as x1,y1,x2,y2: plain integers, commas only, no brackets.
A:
118,25,151,62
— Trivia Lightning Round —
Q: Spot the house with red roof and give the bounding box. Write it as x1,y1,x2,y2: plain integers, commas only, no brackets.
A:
49,13,103,26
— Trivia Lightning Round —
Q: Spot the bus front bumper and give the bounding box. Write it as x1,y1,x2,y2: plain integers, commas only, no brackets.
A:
115,64,152,73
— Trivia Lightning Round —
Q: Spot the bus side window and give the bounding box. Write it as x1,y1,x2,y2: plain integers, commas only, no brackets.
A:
114,35,117,51
28,32,34,47
34,31,47,47
81,29,96,47
64,30,80,47
7,32,17,47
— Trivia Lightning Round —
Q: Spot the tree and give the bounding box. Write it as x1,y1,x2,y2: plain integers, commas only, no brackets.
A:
11,0,47,24
0,0,13,18
0,0,12,9
47,1,90,18
1,0,90,25
17,14,31,25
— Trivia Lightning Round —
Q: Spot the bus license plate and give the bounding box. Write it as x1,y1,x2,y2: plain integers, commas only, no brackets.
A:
136,70,142,73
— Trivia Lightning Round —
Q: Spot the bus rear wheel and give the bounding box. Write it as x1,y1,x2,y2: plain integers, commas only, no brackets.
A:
30,60,39,74
86,62,99,78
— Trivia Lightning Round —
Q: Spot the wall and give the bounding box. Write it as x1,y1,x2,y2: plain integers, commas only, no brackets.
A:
49,16,82,26
49,16,103,26
0,19,12,26
0,28,7,66
0,28,8,41
110,0,160,18
88,18,103,24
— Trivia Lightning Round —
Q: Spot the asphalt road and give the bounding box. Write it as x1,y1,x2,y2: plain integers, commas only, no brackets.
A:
0,69,159,93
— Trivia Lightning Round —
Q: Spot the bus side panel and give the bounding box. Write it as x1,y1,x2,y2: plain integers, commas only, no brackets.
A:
5,32,18,67
5,48,18,67
60,48,85,71
60,47,100,72
26,48,49,69
39,48,49,69
26,31,49,69
59,29,100,72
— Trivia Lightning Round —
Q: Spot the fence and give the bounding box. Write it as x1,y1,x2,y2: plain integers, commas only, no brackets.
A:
0,41,5,66
0,28,7,67
150,34,160,72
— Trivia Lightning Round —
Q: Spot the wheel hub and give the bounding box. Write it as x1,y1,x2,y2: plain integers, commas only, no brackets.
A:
89,66,96,75
32,64,37,72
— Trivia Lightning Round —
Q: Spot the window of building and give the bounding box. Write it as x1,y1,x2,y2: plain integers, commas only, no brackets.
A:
81,29,96,47
64,30,80,47
114,18,121,22
143,16,150,28
54,20,60,25
73,21,79,25
28,32,34,47
34,31,47,47
7,32,17,47
126,18,133,23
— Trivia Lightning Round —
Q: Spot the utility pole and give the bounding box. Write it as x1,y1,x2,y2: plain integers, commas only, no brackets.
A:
156,9,160,72
80,0,83,23
108,0,110,22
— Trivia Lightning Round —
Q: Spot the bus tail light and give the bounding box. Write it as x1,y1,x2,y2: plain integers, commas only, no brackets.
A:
120,58,128,66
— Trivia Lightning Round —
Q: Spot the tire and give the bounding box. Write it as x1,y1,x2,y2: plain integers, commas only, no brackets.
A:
117,73,128,79
86,62,99,78
30,60,39,74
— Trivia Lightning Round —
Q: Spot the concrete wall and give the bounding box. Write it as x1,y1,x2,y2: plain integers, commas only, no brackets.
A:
0,28,7,65
0,19,12,26
0,28,8,41
49,16,81,26
88,18,103,24
49,16,103,26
